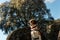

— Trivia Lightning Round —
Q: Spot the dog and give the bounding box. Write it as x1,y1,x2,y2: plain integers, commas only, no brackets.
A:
29,19,41,40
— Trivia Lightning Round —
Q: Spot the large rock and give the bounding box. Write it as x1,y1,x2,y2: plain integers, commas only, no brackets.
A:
6,27,31,40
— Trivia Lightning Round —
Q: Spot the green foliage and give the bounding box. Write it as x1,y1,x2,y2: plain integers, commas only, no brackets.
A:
0,0,54,34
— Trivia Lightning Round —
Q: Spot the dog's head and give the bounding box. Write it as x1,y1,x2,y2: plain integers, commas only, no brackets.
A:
29,19,38,29
29,19,37,25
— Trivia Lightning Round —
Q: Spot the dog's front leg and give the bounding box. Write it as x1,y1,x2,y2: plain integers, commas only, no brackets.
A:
39,35,41,40
31,37,34,40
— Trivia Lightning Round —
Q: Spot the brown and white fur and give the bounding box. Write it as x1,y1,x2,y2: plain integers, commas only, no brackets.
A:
29,19,41,40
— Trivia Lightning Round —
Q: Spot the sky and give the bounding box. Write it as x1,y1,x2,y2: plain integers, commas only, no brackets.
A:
45,0,60,19
0,0,60,40
0,30,8,40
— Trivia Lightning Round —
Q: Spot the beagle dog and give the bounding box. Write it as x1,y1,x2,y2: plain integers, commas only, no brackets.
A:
29,19,41,40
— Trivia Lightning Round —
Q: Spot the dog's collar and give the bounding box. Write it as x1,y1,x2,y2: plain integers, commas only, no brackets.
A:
31,26,36,29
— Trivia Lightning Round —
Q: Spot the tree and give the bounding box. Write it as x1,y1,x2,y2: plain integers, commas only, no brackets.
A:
0,0,54,34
